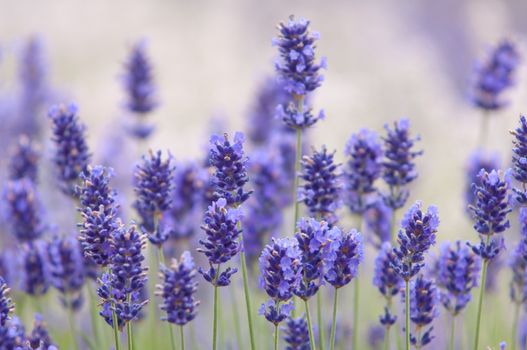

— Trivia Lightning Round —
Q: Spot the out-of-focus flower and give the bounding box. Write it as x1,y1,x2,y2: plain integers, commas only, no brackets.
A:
373,242,402,327
405,275,439,348
19,242,49,296
8,135,40,183
464,150,500,214
0,277,14,327
325,229,363,289
28,314,56,349
363,199,392,248
511,115,527,204
0,316,27,349
282,315,310,350
367,325,385,350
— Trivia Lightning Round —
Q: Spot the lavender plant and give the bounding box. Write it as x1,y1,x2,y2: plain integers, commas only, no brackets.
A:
511,115,527,205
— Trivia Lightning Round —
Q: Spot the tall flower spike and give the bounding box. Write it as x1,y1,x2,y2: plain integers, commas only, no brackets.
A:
282,315,311,350
325,229,363,289
3,178,46,242
509,208,527,305
258,237,302,324
8,135,40,182
198,198,241,286
157,251,199,325
406,275,439,348
47,235,86,310
274,16,326,96
511,115,527,204
19,242,49,296
28,314,56,349
299,146,341,225
208,132,252,207
471,40,520,111
381,119,423,210
392,201,439,281
134,150,174,246
464,150,500,214
469,169,511,260
294,217,340,300
436,241,481,315
48,103,91,196
344,129,383,214
363,199,392,248
0,277,14,327
373,242,403,326
78,165,119,266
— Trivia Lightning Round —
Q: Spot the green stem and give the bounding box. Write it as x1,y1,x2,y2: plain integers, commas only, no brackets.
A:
318,292,325,350
180,325,185,350
329,288,339,350
127,320,133,350
450,314,456,350
304,299,317,350
111,306,121,350
66,295,79,350
169,323,177,350
473,258,489,350
240,243,256,350
512,302,521,350
405,280,410,350
213,264,221,350
274,324,279,350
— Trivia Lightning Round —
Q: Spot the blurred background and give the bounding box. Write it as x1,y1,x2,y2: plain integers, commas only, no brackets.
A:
1,0,527,349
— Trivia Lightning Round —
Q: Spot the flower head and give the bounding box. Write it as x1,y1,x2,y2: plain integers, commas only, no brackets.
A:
299,146,341,225
392,202,439,281
363,199,392,248
436,241,481,315
0,316,27,349
511,115,527,204
373,242,403,326
464,150,500,213
19,241,49,296
406,275,439,348
282,315,310,350
123,41,157,115
8,135,40,182
28,314,56,349
382,119,422,209
274,16,326,96
471,40,520,111
325,229,363,288
344,129,383,214
276,102,325,130
0,277,14,327
157,251,199,326
48,103,91,196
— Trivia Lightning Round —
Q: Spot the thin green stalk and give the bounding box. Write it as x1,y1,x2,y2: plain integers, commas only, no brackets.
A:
450,314,456,350
111,303,121,350
87,283,101,349
213,264,221,350
274,324,279,350
473,258,489,350
318,292,325,350
126,294,134,350
329,288,339,350
512,302,521,350
230,284,243,347
180,325,185,350
304,299,317,350
169,323,177,350
405,280,410,350
66,295,79,350
239,233,256,350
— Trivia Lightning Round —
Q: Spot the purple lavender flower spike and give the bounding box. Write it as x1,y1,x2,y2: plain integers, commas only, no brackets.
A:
8,135,40,182
0,277,14,327
373,242,403,327
276,102,325,130
471,40,520,111
274,16,326,97
468,169,511,261
344,129,383,214
511,115,527,205
405,275,439,348
294,217,340,300
282,315,310,350
134,150,174,246
464,150,500,214
436,241,481,315
363,199,392,248
157,251,199,325
381,119,423,210
392,201,439,281
208,132,252,207
325,229,363,289
48,103,91,197
28,313,56,349
19,241,49,296
258,237,302,324
47,235,86,310
299,146,341,225
0,316,27,349
509,244,527,305
3,179,46,242
197,198,241,286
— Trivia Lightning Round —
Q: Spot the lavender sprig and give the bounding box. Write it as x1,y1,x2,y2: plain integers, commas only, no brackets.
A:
511,115,527,205
405,275,439,348
8,135,40,182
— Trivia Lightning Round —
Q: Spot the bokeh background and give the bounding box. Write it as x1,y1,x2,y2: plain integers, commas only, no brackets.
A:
1,0,527,349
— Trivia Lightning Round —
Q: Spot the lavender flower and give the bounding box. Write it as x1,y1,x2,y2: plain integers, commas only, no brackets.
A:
294,217,340,300
19,242,49,296
157,251,199,325
436,241,481,315
299,146,341,225
381,119,422,210
469,169,511,261
344,129,383,214
282,315,310,350
471,40,520,111
0,316,27,349
3,179,45,242
197,198,241,286
8,135,40,182
511,115,527,204
274,16,326,97
392,201,439,281
509,243,527,305
258,237,302,324
208,132,252,207
325,229,363,288
28,314,55,349
367,325,385,350
48,103,91,196
276,102,325,130
0,277,14,327
464,150,500,213
406,275,439,348
47,235,86,310
134,150,174,246
373,242,403,326
363,199,392,248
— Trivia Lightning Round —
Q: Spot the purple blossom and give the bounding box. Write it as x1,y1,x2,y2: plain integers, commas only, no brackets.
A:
276,102,325,130
464,150,500,213
363,199,392,248
373,242,402,326
511,115,527,204
0,277,14,327
0,316,27,349
325,229,363,288
282,315,310,350
8,135,40,183
19,241,49,296
28,314,56,349
405,275,439,348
